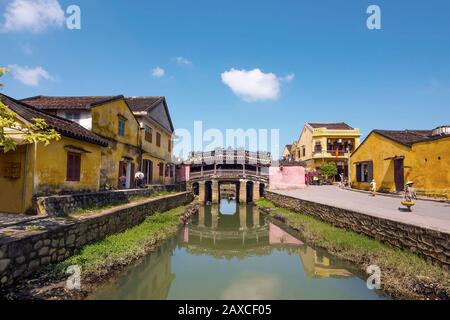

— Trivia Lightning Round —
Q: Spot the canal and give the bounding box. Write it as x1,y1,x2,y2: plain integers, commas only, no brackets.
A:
89,200,388,300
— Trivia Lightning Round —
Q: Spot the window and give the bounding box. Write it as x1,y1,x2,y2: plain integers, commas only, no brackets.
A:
356,161,373,183
158,162,164,177
67,152,81,182
66,112,81,122
168,138,171,152
118,117,126,136
165,164,170,177
144,126,153,143
156,132,161,147
314,141,322,153
302,147,306,157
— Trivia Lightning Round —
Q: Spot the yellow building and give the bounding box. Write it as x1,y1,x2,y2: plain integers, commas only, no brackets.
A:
0,94,107,214
350,128,450,199
23,95,176,188
282,144,293,158
291,122,361,179
126,97,175,185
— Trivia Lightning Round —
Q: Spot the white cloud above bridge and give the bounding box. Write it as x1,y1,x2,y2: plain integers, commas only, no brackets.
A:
221,68,294,102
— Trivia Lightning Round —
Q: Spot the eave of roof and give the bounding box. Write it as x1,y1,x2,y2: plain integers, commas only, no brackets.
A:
1,94,108,147
21,95,125,110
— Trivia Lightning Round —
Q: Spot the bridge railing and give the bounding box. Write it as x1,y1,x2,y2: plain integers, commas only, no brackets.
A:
190,169,268,181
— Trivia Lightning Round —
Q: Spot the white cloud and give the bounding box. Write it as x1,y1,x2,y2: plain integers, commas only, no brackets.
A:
281,73,295,82
2,0,65,33
221,68,294,102
175,56,192,66
8,64,53,86
151,67,165,78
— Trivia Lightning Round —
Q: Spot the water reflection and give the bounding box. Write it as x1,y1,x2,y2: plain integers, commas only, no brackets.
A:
90,200,387,300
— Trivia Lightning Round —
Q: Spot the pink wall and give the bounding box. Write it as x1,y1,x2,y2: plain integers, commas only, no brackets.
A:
175,165,190,183
269,165,306,190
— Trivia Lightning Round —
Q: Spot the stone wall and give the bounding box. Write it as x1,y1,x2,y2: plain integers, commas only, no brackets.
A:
0,192,194,287
265,191,449,269
37,184,185,217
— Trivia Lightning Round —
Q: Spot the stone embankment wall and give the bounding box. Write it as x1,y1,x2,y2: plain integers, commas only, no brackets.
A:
0,192,194,287
37,184,185,217
265,191,449,269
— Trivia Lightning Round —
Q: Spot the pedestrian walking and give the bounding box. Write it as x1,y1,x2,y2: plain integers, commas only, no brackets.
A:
370,179,377,196
134,171,145,188
402,181,417,212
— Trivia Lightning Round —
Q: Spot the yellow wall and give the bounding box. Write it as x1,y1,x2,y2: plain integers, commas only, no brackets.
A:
140,119,172,163
91,100,141,188
0,136,102,214
350,133,410,192
0,145,27,213
142,154,173,185
350,133,450,199
408,137,450,198
139,116,174,185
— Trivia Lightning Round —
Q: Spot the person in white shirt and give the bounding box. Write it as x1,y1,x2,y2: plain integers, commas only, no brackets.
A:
370,179,377,197
134,171,145,188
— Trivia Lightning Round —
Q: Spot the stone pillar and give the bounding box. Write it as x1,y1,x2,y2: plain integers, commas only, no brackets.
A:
212,180,219,204
211,206,219,229
199,181,206,203
253,183,260,202
239,205,247,231
198,206,205,227
239,180,247,204
253,206,260,228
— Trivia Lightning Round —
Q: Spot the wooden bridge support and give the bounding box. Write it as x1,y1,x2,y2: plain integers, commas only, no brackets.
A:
253,183,260,202
212,180,219,204
199,181,205,203
239,180,247,204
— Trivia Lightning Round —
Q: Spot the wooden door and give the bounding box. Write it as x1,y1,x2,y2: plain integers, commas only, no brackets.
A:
143,160,153,185
394,159,404,192
130,163,135,188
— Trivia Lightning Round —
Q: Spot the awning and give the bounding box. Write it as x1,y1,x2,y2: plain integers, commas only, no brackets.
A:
64,145,92,154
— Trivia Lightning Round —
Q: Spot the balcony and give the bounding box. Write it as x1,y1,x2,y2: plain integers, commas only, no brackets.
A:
312,128,361,138
313,149,351,159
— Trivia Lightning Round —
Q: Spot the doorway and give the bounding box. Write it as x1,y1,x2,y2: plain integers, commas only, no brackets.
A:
394,158,404,192
118,160,134,189
143,159,153,185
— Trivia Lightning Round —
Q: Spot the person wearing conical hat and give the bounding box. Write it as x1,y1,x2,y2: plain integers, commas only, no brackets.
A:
404,181,417,203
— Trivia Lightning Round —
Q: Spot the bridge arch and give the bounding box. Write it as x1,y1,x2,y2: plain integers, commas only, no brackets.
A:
186,149,271,204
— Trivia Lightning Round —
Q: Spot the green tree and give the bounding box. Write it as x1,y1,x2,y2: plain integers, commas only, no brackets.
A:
0,67,60,152
319,162,338,181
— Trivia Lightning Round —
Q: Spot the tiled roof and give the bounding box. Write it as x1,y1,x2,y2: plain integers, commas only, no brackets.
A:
125,97,164,112
308,122,354,130
1,94,108,147
284,144,293,152
21,95,124,110
126,96,174,132
374,129,433,146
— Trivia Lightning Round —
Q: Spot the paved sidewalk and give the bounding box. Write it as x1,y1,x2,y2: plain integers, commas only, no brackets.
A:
0,213,46,228
273,186,450,234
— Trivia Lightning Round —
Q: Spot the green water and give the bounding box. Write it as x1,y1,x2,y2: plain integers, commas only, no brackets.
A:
89,200,389,300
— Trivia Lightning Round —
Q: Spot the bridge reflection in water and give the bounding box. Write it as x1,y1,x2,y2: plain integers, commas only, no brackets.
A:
89,200,387,300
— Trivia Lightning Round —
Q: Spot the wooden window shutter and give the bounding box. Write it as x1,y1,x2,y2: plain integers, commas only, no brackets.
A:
356,164,362,182
67,153,81,182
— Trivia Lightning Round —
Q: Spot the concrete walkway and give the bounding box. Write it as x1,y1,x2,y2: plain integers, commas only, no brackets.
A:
273,186,450,234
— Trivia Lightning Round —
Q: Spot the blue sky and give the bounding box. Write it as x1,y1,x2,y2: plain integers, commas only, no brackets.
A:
1,0,450,156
